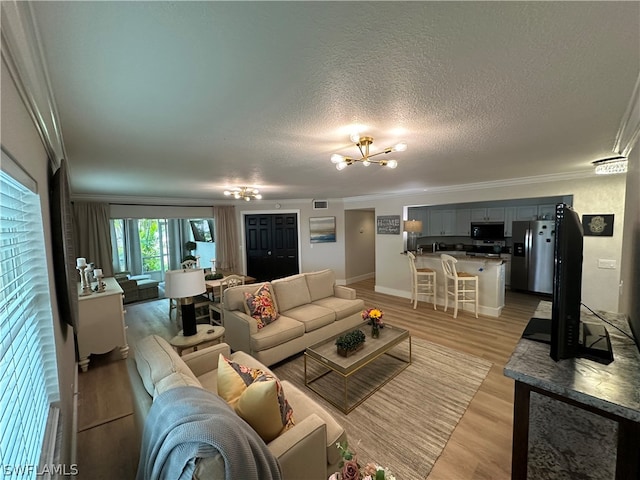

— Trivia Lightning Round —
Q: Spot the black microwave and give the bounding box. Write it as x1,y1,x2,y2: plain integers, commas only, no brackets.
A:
470,222,505,240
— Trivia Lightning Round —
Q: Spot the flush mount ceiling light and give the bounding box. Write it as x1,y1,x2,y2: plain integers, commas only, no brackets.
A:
592,156,628,175
330,134,407,171
223,186,262,201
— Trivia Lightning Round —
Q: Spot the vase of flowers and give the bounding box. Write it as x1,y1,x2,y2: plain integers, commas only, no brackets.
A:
362,308,384,339
328,441,395,480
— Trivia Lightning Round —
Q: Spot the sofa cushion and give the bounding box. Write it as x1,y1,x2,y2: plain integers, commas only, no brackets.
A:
305,269,336,302
154,371,202,398
244,283,279,329
250,315,305,352
217,355,295,443
281,304,335,332
272,274,311,312
312,296,365,320
134,335,201,396
281,379,347,467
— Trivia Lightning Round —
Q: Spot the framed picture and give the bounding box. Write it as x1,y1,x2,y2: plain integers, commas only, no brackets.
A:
582,214,614,236
310,216,336,243
377,215,401,234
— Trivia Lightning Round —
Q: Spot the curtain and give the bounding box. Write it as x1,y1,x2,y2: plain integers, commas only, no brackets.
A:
72,202,114,277
124,219,143,275
213,205,239,273
167,219,189,270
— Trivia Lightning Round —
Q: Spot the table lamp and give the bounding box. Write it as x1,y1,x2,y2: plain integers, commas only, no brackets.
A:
404,219,423,252
164,268,206,336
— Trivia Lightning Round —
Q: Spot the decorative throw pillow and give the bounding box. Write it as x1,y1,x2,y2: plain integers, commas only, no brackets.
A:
217,355,294,443
244,283,279,329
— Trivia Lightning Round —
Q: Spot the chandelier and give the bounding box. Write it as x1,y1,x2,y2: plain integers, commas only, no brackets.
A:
223,186,262,201
330,134,407,171
592,156,628,175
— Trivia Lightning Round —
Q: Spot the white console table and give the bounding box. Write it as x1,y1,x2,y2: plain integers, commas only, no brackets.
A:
76,277,129,372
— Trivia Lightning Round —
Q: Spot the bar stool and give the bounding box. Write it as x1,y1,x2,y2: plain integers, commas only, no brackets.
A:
407,251,437,310
441,254,478,318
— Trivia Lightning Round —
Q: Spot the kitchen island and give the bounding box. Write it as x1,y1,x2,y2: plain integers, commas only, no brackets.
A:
413,251,505,317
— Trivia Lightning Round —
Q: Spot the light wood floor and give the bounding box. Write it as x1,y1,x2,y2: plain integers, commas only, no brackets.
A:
75,279,544,479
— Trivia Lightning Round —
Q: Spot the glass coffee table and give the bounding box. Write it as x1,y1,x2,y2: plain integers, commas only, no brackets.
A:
304,323,411,413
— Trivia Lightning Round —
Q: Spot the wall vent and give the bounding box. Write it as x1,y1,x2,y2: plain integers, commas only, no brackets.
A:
313,200,328,210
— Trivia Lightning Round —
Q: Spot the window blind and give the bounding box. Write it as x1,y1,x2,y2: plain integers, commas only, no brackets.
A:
0,166,59,478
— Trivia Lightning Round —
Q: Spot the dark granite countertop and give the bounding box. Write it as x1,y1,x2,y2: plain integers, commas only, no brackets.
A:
504,301,640,422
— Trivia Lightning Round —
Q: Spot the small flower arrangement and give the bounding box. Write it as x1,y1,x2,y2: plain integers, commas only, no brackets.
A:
335,329,366,352
328,441,396,480
362,308,384,328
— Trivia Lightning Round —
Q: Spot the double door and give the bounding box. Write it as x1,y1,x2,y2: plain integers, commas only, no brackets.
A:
245,213,299,282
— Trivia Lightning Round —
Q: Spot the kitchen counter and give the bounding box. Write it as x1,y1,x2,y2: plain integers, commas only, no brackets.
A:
411,253,505,316
418,251,504,262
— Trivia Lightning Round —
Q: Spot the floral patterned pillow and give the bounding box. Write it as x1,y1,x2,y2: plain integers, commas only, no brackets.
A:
217,354,295,442
244,283,279,328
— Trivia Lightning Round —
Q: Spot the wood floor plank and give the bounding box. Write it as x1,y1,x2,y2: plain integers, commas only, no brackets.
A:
75,278,543,479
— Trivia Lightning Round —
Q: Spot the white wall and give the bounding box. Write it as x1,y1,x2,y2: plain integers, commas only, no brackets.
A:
345,174,627,312
619,146,639,324
1,60,76,463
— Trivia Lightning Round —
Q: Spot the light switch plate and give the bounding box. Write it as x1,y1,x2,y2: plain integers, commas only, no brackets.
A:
597,259,617,269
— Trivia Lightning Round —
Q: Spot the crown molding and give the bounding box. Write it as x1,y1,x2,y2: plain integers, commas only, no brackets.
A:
342,169,595,203
1,1,65,170
614,72,640,158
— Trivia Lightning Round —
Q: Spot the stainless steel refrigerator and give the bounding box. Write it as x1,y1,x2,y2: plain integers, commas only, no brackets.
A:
511,220,555,294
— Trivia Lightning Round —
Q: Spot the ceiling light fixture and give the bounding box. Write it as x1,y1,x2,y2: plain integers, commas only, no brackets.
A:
592,156,628,175
223,186,262,201
330,134,407,171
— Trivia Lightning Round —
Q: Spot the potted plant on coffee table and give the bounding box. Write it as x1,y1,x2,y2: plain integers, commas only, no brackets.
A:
335,329,366,357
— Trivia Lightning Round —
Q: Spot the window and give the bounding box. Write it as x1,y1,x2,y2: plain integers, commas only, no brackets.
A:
0,161,60,478
110,218,215,276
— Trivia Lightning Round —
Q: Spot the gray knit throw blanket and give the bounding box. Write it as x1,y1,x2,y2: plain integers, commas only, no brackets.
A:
136,386,282,480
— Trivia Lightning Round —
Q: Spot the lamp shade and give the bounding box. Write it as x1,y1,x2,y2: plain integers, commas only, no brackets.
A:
164,268,206,298
404,220,423,234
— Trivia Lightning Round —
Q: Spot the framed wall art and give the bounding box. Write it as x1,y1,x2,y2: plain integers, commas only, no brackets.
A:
582,214,614,236
376,215,401,234
310,216,336,243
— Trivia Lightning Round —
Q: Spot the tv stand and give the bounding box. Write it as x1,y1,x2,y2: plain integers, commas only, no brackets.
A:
505,301,640,480
578,321,613,364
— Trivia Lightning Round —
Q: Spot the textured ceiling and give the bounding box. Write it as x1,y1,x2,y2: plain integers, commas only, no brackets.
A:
28,1,640,202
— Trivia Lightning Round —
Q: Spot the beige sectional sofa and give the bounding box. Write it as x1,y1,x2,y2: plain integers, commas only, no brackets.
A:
223,269,366,366
127,335,348,479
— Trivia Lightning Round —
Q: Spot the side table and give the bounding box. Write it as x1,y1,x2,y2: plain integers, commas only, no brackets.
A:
169,324,225,356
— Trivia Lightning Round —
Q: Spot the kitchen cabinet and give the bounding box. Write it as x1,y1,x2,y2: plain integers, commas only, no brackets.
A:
407,207,428,235
516,205,539,221
471,207,505,222
455,209,471,236
429,209,456,236
504,207,516,237
76,277,129,372
537,204,555,220
501,253,512,286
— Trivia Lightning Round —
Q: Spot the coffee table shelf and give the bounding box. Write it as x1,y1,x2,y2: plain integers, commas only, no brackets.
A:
304,323,411,413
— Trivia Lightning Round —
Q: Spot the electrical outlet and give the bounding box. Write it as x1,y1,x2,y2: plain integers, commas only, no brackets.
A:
597,259,616,269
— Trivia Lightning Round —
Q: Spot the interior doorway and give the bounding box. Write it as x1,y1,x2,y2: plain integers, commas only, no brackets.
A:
244,213,299,281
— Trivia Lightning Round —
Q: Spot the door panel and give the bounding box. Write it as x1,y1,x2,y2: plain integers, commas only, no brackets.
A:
245,213,299,281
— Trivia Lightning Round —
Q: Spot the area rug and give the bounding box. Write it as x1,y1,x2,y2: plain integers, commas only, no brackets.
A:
273,337,492,480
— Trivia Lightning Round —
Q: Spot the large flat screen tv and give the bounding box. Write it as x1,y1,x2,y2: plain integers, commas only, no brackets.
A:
550,203,613,363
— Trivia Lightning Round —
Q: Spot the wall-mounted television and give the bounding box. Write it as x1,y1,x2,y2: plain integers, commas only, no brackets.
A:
189,219,214,242
550,203,613,363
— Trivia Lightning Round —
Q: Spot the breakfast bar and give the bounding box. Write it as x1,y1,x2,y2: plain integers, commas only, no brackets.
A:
413,252,506,317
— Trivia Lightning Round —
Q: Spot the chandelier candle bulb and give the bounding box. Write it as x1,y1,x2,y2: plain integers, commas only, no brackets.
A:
76,257,87,267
